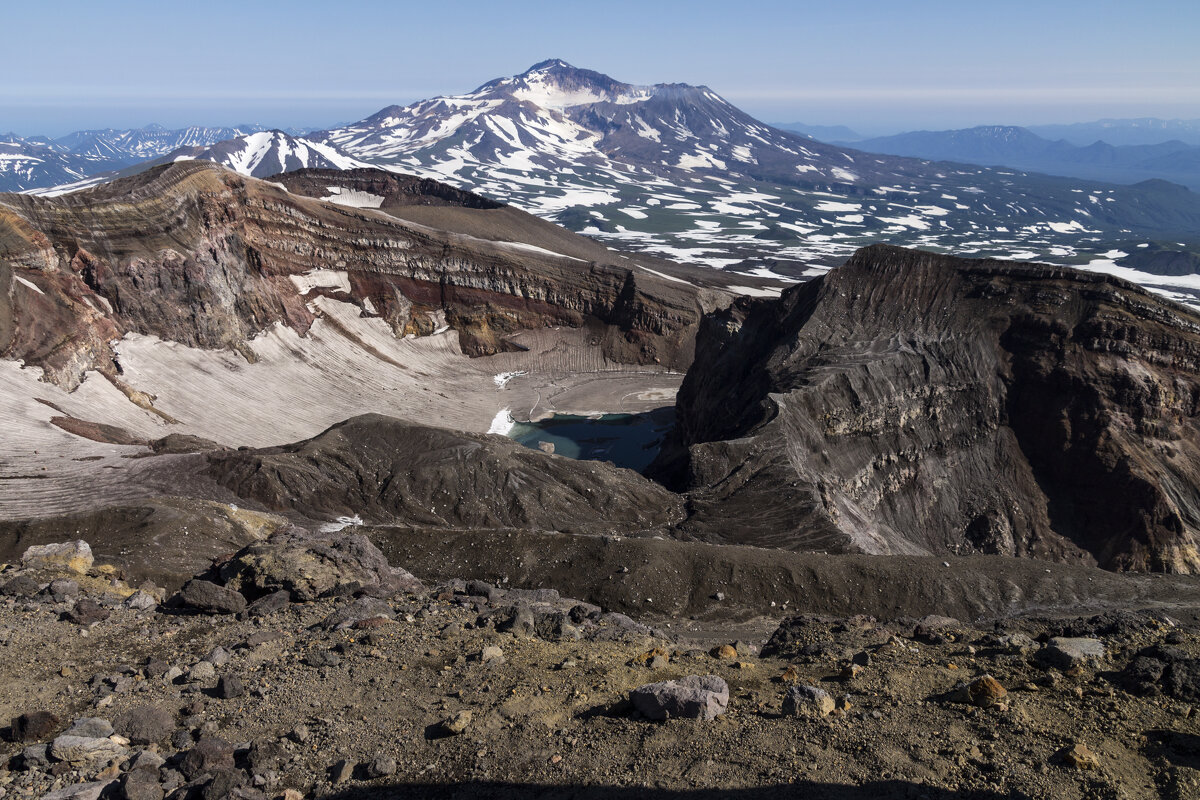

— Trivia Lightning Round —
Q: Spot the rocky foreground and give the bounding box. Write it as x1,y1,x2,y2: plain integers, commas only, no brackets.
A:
2,536,1199,800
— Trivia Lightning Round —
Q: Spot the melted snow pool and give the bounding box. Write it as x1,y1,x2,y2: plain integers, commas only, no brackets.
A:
507,407,675,473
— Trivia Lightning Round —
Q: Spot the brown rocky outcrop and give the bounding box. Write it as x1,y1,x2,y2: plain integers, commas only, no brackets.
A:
656,244,1200,573
0,162,719,389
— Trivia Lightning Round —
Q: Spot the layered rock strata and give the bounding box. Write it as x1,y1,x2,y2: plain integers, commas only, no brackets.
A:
658,244,1200,573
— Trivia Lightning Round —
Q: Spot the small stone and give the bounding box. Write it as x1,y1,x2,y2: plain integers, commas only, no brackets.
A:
366,754,396,778
288,724,310,744
127,750,166,772
124,591,158,611
21,540,93,574
630,675,729,721
840,663,863,680
187,661,216,683
437,710,472,736
65,600,110,625
1060,742,1100,770
206,647,231,667
710,644,737,660
480,646,504,665
49,579,80,600
20,743,50,769
649,655,670,670
782,685,835,718
282,791,304,800
10,711,60,742
217,675,245,700
303,650,341,668
330,759,355,785
956,675,1008,708
0,575,40,597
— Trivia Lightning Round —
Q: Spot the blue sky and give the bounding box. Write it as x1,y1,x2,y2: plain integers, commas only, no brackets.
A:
5,0,1198,136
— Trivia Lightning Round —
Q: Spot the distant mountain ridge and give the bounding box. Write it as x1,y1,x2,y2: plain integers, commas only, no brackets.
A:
1029,118,1200,148
771,122,863,142
847,125,1200,191
0,123,289,192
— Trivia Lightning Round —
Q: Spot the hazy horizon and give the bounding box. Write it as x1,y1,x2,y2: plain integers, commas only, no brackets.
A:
4,0,1198,139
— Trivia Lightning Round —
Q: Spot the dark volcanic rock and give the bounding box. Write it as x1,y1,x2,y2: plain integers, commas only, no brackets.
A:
180,738,235,780
243,589,291,617
173,580,246,615
114,705,175,744
657,244,1200,573
1122,644,1200,700
10,710,60,742
65,599,110,625
120,767,165,800
207,414,684,533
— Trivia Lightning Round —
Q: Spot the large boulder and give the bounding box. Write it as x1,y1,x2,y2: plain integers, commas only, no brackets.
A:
114,706,175,745
630,675,729,721
218,529,421,602
1036,637,1106,670
21,540,93,574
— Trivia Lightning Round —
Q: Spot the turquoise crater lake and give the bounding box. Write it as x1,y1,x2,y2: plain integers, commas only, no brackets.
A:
507,407,675,473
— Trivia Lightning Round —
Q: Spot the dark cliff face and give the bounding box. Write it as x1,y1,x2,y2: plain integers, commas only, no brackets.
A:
0,162,708,388
661,244,1200,574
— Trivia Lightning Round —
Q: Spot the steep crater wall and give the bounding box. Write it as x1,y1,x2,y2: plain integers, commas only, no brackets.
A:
657,244,1200,574
0,162,710,388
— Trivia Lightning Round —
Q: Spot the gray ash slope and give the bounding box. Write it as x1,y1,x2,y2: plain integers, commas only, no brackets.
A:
652,244,1200,574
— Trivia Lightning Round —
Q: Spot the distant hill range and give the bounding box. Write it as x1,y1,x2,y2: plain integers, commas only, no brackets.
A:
771,122,864,142
843,125,1200,192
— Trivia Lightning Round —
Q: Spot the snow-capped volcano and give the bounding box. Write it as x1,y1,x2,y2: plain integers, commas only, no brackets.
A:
318,58,858,186
311,60,1200,288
